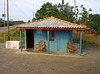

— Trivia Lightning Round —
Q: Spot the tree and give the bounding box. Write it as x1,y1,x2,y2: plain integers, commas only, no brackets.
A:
56,3,74,22
28,20,30,22
0,18,3,21
35,2,59,20
87,14,100,35
34,1,74,22
62,0,64,5
78,5,92,25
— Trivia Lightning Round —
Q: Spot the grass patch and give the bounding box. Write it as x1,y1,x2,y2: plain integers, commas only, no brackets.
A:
83,35,91,38
82,39,100,47
74,38,100,47
0,28,24,44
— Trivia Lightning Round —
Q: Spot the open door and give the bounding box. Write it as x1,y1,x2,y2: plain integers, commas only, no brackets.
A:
26,30,34,48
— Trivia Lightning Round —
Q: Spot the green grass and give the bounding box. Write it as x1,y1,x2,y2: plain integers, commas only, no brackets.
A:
0,28,24,44
83,35,91,38
74,38,100,47
82,39,100,47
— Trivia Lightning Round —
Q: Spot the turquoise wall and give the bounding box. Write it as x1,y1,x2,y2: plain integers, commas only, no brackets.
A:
34,30,73,51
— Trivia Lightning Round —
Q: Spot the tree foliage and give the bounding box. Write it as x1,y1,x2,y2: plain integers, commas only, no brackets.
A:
87,14,100,34
35,2,59,20
0,20,24,27
57,3,74,22
35,1,74,22
0,18,3,22
78,5,92,25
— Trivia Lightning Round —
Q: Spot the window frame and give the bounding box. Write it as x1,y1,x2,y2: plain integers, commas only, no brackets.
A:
46,30,55,41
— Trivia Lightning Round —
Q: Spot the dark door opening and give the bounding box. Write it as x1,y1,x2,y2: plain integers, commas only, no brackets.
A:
26,30,34,48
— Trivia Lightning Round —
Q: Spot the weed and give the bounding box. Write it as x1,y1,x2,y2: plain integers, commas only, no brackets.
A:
83,35,91,38
74,38,100,47
0,28,24,44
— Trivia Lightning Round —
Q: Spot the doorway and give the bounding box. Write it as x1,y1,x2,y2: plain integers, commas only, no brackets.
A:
26,30,34,48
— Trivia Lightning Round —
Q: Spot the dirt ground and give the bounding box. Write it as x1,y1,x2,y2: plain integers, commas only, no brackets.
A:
73,32,100,45
0,43,100,74
83,33,100,44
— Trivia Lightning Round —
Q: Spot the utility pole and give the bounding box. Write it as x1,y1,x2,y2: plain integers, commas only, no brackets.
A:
2,0,6,47
74,0,76,23
32,12,35,21
74,0,76,43
7,0,10,40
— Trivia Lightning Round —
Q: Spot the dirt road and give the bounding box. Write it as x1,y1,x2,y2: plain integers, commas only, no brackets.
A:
0,43,100,74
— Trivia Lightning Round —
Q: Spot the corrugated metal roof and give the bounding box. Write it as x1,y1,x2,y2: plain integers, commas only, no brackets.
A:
17,17,86,29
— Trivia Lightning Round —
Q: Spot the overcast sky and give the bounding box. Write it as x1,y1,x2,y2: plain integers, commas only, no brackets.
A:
0,0,100,22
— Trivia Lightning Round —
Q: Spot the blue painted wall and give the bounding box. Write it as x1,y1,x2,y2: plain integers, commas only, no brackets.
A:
34,30,73,51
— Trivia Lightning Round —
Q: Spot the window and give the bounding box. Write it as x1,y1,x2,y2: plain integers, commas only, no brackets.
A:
46,30,54,41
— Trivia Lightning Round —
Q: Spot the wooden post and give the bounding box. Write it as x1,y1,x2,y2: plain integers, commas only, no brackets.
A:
20,29,22,51
7,0,10,40
71,30,73,43
24,29,27,49
79,30,82,56
47,30,50,54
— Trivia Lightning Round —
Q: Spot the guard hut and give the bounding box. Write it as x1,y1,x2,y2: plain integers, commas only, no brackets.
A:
16,17,86,55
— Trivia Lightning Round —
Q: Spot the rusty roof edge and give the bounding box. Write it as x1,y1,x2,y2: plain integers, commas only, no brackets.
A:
16,27,86,30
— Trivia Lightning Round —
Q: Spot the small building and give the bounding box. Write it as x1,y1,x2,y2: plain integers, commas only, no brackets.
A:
16,17,86,55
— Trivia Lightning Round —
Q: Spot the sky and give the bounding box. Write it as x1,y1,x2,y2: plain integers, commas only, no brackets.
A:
0,0,100,22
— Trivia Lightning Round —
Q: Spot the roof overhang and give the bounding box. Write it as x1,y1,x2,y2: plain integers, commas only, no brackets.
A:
16,27,86,30
16,16,87,30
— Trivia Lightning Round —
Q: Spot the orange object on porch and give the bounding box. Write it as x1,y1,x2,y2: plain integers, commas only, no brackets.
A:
66,41,78,54
35,40,45,51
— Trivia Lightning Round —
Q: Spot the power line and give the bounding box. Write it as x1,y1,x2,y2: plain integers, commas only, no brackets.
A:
32,0,46,17
9,0,32,20
42,0,46,4
32,0,36,10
